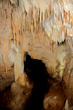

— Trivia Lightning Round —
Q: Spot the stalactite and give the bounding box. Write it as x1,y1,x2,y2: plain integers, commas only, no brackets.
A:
71,15,73,27
68,11,70,22
52,51,57,71
14,52,22,81
61,12,63,24
1,0,73,84
11,19,16,43
9,40,11,49
16,32,19,47
22,12,25,33
62,28,65,42
20,35,24,65
28,10,31,34
33,7,35,26
32,7,35,33
11,0,73,50
47,7,49,20
34,9,36,30
2,39,9,73
65,12,67,23
50,33,53,51
40,8,41,24
64,10,66,22
43,11,44,22
31,24,35,46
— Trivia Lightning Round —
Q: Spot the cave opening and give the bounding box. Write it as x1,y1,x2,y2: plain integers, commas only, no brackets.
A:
24,52,54,110
0,52,66,110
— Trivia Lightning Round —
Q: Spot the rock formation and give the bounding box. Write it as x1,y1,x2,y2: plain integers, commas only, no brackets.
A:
0,0,73,109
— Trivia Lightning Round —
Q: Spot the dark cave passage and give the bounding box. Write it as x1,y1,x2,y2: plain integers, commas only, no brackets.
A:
0,52,53,110
24,53,52,110
0,53,65,110
0,86,12,110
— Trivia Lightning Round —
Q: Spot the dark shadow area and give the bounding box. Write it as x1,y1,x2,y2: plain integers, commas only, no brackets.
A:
0,53,56,110
0,86,12,110
58,40,66,45
24,52,52,110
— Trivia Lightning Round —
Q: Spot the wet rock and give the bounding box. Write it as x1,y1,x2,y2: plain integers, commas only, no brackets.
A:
43,83,65,110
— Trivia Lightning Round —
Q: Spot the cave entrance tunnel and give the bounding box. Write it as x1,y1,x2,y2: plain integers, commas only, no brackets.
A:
23,52,66,110
0,52,66,110
24,52,52,110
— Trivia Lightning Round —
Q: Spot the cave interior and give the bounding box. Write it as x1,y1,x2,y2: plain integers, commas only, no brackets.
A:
0,0,73,110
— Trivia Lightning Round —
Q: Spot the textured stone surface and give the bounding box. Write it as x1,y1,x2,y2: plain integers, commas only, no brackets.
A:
43,83,65,110
0,0,73,109
17,73,28,86
0,0,71,81
0,69,14,91
0,80,33,110
8,80,33,110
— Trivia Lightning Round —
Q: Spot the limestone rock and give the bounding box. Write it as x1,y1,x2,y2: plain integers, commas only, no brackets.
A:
9,80,33,110
17,73,27,86
10,0,18,6
43,83,65,110
62,99,73,110
0,81,33,110
63,56,73,104
0,69,14,91
63,36,73,105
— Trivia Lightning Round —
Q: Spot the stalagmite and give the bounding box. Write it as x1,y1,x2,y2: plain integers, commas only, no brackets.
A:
14,52,23,81
65,100,69,110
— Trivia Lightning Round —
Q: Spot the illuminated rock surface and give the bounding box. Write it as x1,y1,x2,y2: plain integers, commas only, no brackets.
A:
0,0,73,110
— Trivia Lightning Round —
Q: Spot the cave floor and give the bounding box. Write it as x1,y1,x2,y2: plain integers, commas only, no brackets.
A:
0,78,66,110
0,82,33,110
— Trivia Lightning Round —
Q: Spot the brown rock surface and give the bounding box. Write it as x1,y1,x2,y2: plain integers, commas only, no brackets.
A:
0,69,14,91
43,83,65,110
63,37,73,105
9,82,33,110
0,0,73,109
0,80,33,110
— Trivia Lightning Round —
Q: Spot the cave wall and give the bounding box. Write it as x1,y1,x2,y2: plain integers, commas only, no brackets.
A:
0,0,73,103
